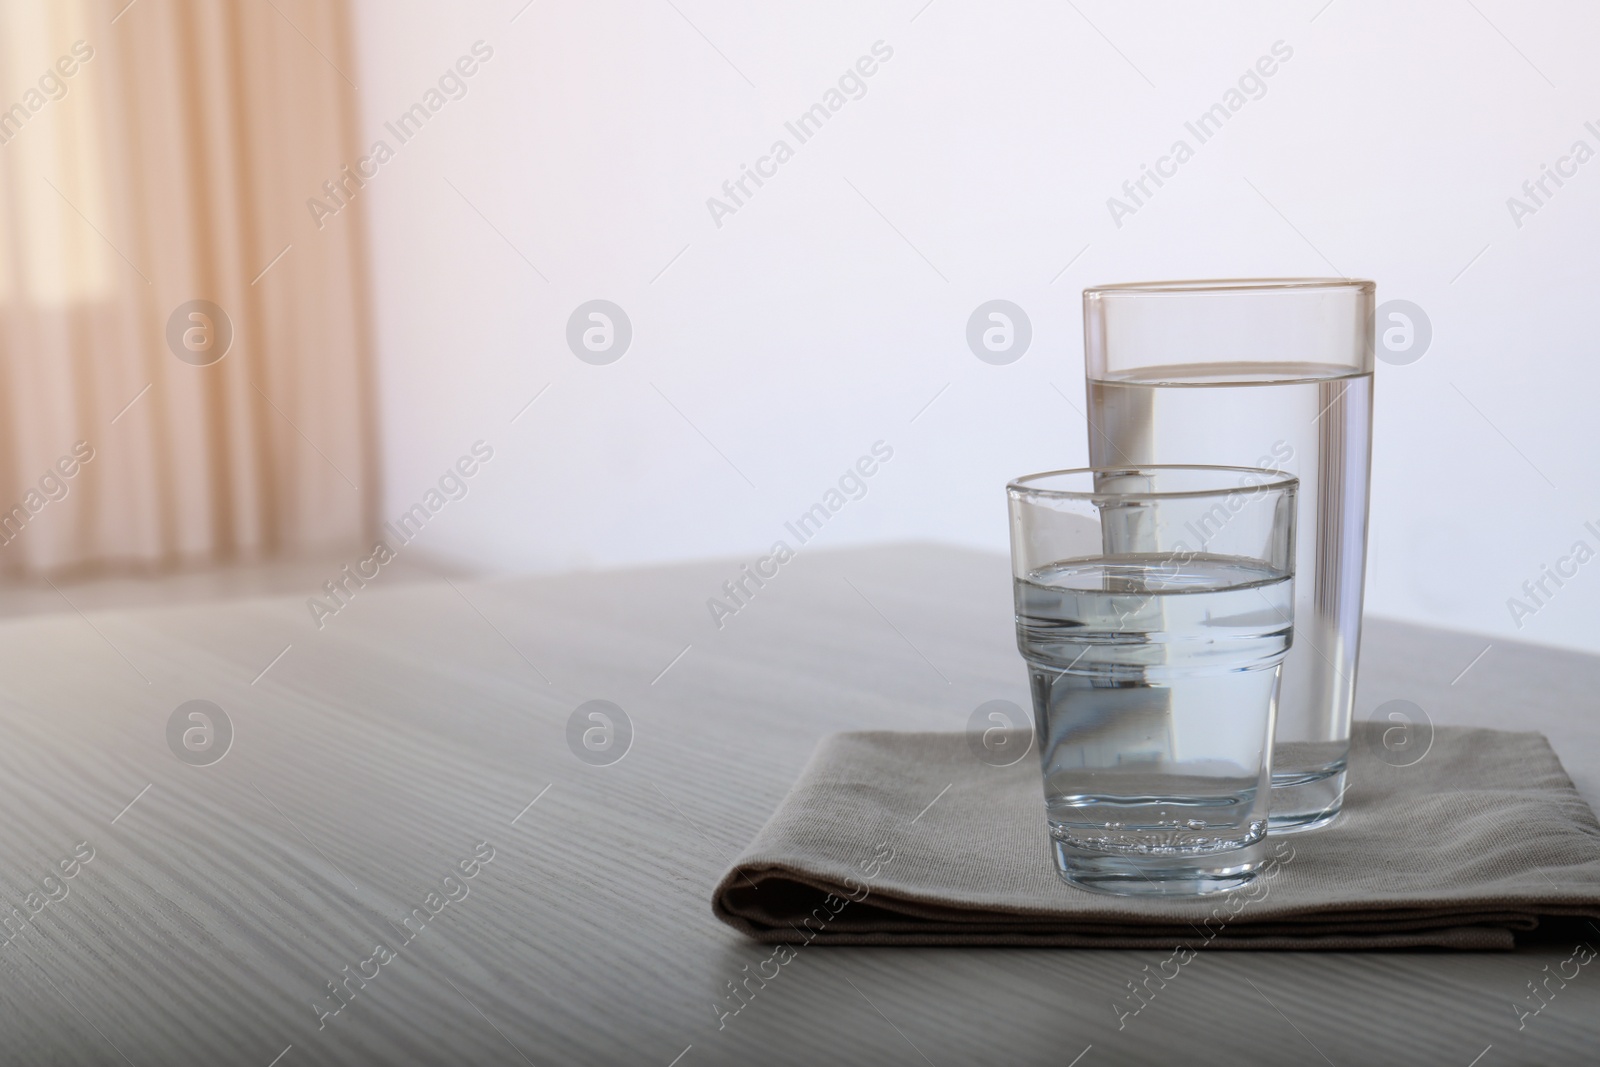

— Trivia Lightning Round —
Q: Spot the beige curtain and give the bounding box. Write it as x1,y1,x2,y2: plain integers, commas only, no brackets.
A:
0,0,376,576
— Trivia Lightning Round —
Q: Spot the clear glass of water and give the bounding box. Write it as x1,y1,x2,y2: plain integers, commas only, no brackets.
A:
1008,466,1297,896
1083,279,1373,832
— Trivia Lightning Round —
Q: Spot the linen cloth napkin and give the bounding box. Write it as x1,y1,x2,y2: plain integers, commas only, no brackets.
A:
712,723,1600,949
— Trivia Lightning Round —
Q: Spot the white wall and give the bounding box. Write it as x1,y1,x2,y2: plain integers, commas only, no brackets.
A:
350,0,1600,654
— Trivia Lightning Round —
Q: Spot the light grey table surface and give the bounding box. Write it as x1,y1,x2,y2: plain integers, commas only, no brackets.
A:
0,542,1595,1066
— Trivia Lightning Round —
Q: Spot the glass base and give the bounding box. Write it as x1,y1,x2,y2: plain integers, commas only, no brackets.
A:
1051,836,1265,896
1268,763,1347,834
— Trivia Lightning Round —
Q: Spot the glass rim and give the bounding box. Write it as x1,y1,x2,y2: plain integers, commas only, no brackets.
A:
1083,277,1375,297
1008,464,1298,501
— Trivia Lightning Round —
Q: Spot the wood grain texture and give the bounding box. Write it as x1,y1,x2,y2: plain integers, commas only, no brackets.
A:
0,543,1594,1065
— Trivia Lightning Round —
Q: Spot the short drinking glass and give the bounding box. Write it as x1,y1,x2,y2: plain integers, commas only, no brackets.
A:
1007,466,1297,896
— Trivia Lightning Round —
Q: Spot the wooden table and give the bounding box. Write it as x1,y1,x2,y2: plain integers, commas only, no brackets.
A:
0,543,1595,1065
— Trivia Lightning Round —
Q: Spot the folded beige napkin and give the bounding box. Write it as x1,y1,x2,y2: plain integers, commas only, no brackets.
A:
713,724,1600,949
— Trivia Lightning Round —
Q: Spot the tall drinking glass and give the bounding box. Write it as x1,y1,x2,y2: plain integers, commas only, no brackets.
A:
1083,279,1374,832
1008,466,1297,896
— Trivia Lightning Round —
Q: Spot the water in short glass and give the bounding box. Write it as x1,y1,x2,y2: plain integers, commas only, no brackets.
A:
1008,466,1297,895
1083,279,1373,833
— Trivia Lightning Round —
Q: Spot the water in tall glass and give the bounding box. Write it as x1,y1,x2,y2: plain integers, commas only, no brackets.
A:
1087,363,1372,831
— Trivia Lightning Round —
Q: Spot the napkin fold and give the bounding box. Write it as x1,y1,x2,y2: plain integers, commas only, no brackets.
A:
712,723,1600,949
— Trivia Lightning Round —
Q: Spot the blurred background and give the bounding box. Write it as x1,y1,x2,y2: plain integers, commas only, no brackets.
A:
2,0,1596,653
